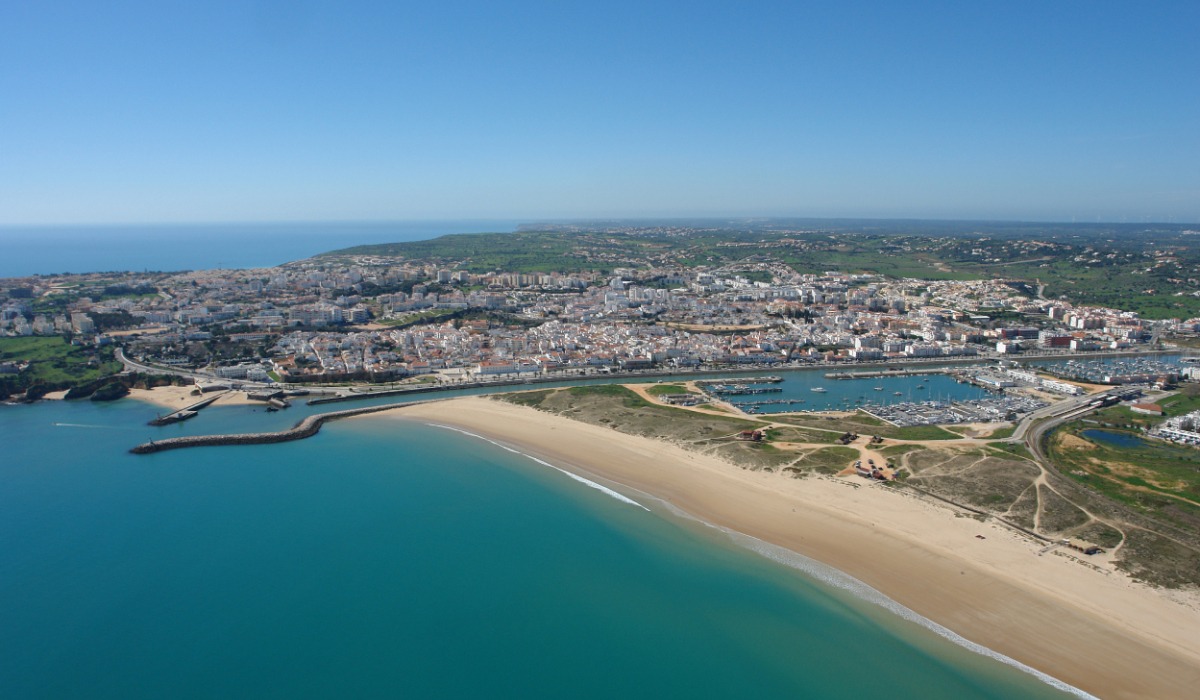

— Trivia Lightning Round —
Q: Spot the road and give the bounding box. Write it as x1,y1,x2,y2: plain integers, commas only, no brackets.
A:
114,347,272,389
1009,392,1100,444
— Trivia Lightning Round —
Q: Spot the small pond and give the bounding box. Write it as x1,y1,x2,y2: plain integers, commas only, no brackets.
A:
1081,428,1149,449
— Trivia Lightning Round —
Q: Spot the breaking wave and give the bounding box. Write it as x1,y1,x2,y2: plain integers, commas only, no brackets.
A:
663,502,1098,700
425,422,1093,698
426,423,649,511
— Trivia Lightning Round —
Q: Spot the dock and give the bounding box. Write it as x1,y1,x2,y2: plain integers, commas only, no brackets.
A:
707,384,783,395
148,394,223,426
696,376,782,385
824,367,970,380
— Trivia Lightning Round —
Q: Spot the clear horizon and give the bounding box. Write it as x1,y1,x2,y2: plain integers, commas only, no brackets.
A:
2,214,1199,230
2,1,1197,225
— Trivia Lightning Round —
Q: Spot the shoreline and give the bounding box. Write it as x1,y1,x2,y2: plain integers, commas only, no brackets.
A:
125,386,257,409
391,396,1200,700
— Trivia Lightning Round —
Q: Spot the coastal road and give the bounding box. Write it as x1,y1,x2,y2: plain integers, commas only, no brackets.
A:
1008,392,1101,444
114,346,271,389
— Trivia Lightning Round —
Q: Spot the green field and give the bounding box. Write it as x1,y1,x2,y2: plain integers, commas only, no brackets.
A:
645,383,694,396
314,222,1200,320
0,337,123,395
1047,423,1200,534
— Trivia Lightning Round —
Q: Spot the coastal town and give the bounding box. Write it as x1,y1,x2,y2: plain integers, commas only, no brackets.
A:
2,242,1196,390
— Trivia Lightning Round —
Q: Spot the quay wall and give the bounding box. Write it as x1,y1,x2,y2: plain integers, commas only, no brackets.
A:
130,401,428,454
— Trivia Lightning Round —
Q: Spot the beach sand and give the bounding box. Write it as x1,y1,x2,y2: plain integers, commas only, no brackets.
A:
393,396,1200,700
126,385,258,409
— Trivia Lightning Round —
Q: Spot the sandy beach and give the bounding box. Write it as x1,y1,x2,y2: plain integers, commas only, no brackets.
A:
125,385,258,409
393,396,1200,700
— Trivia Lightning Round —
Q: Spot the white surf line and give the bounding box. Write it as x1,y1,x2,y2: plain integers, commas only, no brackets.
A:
659,499,1098,700
427,422,1093,698
427,423,650,511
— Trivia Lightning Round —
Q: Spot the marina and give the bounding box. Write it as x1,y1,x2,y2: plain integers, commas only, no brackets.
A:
1034,356,1183,385
707,384,784,396
824,367,983,380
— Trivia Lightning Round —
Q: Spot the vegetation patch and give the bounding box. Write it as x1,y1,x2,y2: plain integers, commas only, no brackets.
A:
1047,423,1200,533
646,383,694,396
1037,486,1091,534
501,386,764,443
0,337,123,398
772,413,957,440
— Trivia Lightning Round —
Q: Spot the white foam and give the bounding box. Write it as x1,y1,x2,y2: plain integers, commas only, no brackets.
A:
677,508,1098,700
427,423,649,511
426,422,1095,698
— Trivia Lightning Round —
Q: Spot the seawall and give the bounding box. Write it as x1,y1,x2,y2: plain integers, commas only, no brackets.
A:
129,401,425,454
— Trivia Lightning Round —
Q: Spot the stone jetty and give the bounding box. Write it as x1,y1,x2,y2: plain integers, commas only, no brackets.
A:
130,401,425,454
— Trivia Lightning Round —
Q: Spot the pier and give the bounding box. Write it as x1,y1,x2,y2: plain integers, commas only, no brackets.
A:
707,385,783,395
824,367,976,380
696,376,782,385
131,401,429,454
148,393,223,426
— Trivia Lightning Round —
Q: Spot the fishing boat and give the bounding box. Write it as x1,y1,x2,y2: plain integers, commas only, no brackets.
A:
874,386,883,391
811,387,828,393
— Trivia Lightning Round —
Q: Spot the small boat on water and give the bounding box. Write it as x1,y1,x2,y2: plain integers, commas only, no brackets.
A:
893,391,902,396
811,387,828,393
874,387,883,391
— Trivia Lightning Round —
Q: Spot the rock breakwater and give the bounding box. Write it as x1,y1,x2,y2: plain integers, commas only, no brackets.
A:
130,401,423,454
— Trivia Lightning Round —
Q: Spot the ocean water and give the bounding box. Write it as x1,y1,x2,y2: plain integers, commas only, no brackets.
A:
719,369,990,414
0,220,519,278
0,397,1081,699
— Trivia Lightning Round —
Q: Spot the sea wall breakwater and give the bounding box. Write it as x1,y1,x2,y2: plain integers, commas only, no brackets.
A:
129,401,427,454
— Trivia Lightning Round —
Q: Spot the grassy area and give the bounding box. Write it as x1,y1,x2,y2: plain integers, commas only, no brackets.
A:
879,444,925,458
0,337,122,395
777,449,864,475
500,386,764,442
890,424,962,441
767,426,844,444
986,441,1035,461
987,425,1016,439
645,383,694,396
772,412,959,440
1159,384,1200,417
1047,423,1200,534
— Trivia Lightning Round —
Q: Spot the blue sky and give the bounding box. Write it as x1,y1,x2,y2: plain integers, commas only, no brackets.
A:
1,1,1197,224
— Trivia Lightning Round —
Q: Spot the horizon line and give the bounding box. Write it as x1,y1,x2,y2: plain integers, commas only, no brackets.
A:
1,215,1198,229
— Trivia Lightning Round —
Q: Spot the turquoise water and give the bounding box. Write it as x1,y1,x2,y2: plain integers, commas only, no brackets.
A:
0,398,1081,699
723,370,989,414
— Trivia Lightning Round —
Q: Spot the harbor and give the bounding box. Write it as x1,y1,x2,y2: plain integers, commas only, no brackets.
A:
148,393,223,426
824,367,984,380
1033,356,1183,385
